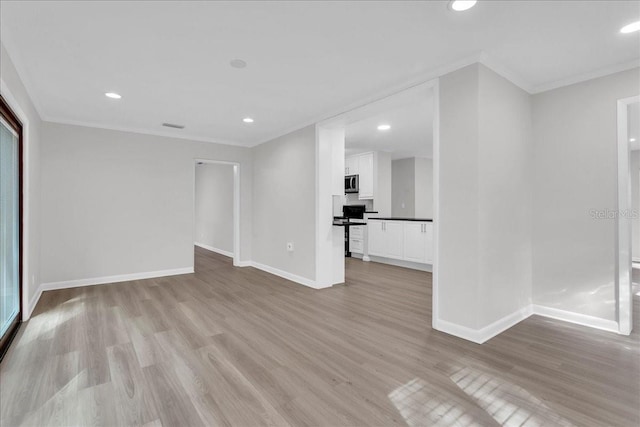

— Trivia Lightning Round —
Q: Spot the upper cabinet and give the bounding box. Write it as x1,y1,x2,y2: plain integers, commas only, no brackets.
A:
345,156,359,175
357,152,374,199
345,152,389,208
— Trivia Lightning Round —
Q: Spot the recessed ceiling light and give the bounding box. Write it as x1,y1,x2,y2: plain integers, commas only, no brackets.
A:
377,124,391,131
620,21,640,34
448,0,477,12
230,59,247,69
243,117,254,123
105,92,121,99
631,138,637,142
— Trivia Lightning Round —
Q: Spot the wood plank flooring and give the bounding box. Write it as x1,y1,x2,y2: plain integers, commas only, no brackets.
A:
1,246,639,426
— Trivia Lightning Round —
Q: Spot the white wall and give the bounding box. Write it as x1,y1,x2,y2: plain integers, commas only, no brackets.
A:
437,64,482,330
1,42,42,317
477,64,533,328
392,157,433,218
252,125,316,281
195,163,234,254
436,63,532,338
392,158,415,217
40,122,252,284
532,68,640,321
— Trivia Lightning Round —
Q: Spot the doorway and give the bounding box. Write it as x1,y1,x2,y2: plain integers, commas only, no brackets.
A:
0,95,23,360
194,159,241,266
617,95,639,335
315,79,439,316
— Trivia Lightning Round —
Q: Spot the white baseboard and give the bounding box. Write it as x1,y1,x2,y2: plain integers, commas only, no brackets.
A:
235,260,252,267
365,255,432,272
433,319,486,344
39,267,194,293
434,305,533,344
194,242,233,258
249,261,330,290
435,303,622,344
531,304,619,333
24,286,43,320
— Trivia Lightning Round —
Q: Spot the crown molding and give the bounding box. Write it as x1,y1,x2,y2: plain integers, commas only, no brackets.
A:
477,52,535,93
252,52,486,146
42,116,249,148
531,59,640,94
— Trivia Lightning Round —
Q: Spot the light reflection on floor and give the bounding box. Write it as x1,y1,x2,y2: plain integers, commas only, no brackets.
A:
449,366,574,427
389,367,575,427
388,377,491,427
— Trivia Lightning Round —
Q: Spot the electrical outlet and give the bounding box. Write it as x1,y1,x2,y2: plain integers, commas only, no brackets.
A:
286,242,294,252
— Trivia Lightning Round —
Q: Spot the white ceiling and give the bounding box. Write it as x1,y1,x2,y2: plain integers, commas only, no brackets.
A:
1,1,638,147
345,88,433,160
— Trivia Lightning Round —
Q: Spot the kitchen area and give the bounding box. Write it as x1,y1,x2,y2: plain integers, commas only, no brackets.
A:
333,86,434,272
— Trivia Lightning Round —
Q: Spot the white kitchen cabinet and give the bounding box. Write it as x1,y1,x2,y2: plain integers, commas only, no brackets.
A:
345,156,359,175
423,222,433,263
368,220,404,260
369,220,433,264
403,222,433,263
349,238,363,254
403,222,426,263
349,225,364,254
357,152,374,199
344,152,390,210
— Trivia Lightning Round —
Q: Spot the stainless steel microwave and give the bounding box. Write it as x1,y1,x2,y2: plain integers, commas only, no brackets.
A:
345,174,359,193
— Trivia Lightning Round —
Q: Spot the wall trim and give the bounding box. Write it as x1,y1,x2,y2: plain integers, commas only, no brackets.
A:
435,303,624,344
25,285,42,320
249,261,330,290
532,59,640,94
434,305,533,344
39,267,194,292
364,255,432,272
42,117,246,147
194,242,233,258
531,304,620,333
477,52,534,93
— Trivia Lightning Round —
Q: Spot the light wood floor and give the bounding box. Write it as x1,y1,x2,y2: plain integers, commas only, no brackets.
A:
1,247,639,426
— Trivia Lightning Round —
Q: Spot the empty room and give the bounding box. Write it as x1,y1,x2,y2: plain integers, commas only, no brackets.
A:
0,1,639,426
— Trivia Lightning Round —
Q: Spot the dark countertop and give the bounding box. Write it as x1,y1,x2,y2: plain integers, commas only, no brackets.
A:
368,217,433,222
333,219,367,227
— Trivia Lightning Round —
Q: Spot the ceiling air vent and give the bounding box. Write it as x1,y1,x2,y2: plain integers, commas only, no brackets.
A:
162,122,185,129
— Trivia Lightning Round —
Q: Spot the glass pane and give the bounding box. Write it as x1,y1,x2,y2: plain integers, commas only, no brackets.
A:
0,117,19,337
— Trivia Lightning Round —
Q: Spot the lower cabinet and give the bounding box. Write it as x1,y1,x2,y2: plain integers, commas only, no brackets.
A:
349,225,364,254
368,220,432,264
403,222,433,264
368,220,403,260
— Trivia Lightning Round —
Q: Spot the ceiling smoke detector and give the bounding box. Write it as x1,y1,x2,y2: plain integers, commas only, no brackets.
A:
162,123,185,129
230,59,247,69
